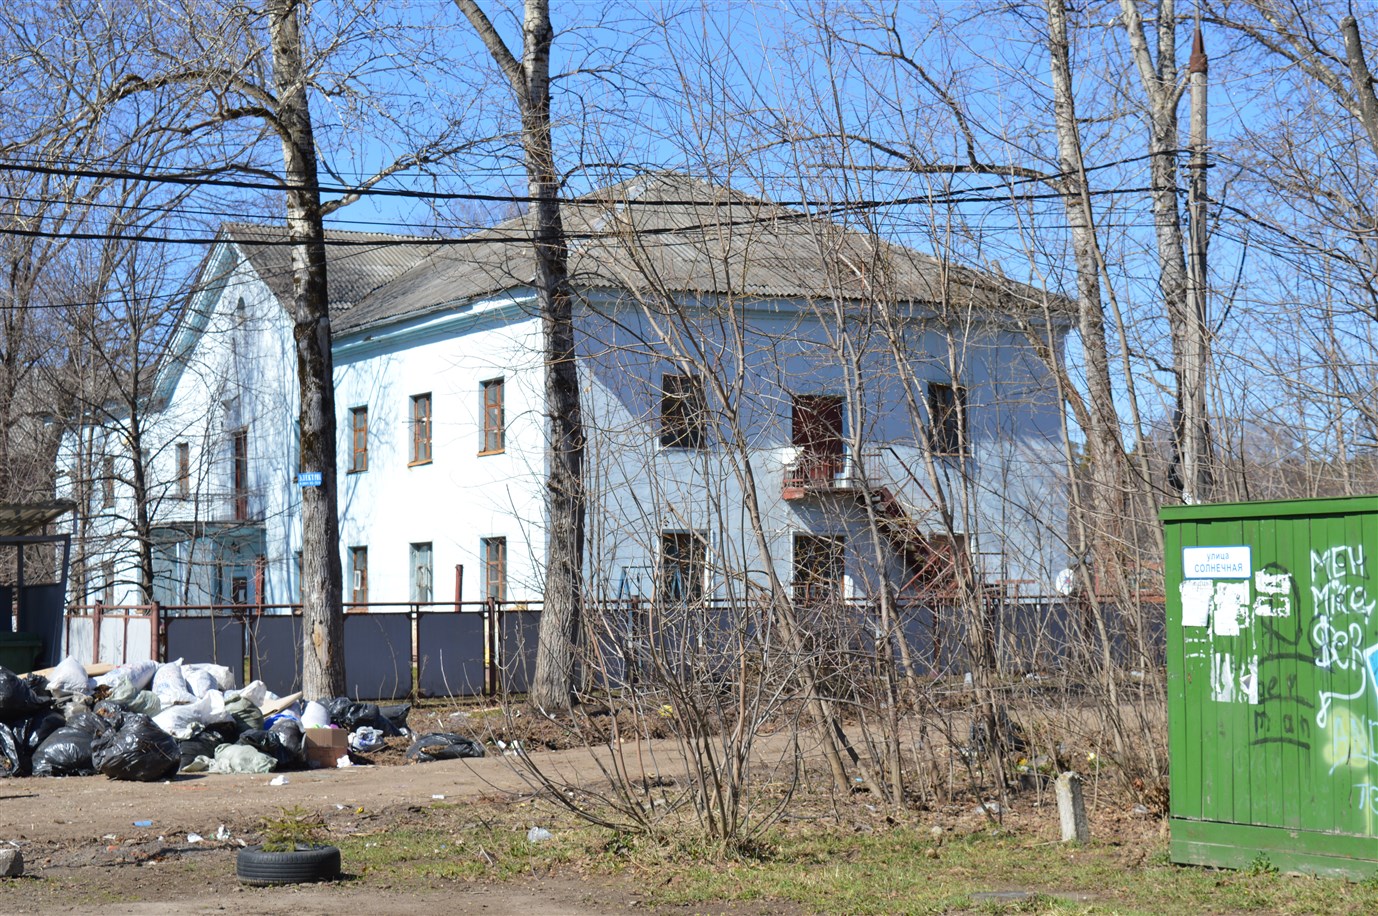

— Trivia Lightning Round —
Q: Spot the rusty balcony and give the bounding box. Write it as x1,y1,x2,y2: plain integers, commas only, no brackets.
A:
782,454,857,500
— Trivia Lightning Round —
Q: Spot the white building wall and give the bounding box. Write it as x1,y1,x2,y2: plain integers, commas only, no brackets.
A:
67,249,1068,610
333,294,547,605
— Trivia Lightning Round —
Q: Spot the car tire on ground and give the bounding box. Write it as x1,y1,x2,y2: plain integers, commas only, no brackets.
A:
236,844,340,885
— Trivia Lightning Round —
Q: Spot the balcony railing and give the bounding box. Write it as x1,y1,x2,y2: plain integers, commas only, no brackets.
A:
782,453,854,500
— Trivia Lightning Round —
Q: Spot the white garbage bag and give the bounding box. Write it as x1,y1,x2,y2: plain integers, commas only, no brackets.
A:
94,659,158,691
228,680,268,709
47,657,94,694
152,661,196,705
301,701,330,729
152,690,230,739
182,663,237,693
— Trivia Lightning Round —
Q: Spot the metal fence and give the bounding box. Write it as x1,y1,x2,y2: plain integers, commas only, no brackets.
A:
57,594,1165,700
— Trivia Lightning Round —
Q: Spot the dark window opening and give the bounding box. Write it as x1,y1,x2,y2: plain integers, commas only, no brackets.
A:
659,530,707,604
927,382,967,456
792,533,845,604
660,373,707,449
232,428,249,520
791,394,845,481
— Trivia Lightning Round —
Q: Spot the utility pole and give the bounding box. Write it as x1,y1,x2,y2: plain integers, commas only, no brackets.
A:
1181,24,1213,504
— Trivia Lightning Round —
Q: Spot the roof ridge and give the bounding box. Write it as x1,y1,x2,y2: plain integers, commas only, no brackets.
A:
222,221,446,243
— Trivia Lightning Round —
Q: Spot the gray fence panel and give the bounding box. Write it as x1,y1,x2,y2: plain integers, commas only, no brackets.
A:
250,615,302,697
500,610,541,694
585,603,633,690
20,585,66,668
166,616,246,674
344,613,412,700
416,612,486,697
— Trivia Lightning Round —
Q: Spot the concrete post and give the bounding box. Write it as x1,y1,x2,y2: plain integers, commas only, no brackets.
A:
1056,771,1090,843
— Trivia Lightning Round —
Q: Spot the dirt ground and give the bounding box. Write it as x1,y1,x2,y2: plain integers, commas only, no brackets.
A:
0,733,808,915
0,702,1158,915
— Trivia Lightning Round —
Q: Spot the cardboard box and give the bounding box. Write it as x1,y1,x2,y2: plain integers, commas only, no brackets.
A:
304,727,349,769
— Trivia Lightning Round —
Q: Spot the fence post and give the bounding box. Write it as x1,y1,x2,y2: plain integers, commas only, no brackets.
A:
454,564,463,612
91,603,103,667
151,602,163,663
485,597,498,696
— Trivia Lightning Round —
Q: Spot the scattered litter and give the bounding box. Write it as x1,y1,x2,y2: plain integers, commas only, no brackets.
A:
186,833,203,844
335,754,354,768
133,820,153,828
348,726,384,752
1132,804,1150,816
431,794,446,800
268,775,289,786
526,827,553,844
974,802,1001,816
215,825,231,841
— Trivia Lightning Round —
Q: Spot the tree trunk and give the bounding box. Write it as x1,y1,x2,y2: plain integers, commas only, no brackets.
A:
1118,0,1212,503
457,0,585,711
267,0,345,700
1045,0,1128,692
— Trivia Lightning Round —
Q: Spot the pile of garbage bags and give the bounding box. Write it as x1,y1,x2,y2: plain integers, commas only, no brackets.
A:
0,657,415,781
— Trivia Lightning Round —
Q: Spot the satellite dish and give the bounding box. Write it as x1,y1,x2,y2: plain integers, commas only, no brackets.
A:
1054,568,1077,596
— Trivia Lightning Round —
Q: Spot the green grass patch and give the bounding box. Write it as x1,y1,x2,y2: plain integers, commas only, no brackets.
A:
331,808,1378,915
335,822,580,883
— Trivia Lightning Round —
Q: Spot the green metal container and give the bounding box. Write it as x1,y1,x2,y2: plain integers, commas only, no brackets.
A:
1162,495,1378,878
0,632,42,675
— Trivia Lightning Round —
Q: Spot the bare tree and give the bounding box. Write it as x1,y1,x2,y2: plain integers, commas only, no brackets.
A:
457,0,585,712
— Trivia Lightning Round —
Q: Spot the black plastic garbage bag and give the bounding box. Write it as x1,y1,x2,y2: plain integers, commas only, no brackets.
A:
237,729,297,770
23,674,52,703
0,668,49,722
325,697,404,736
32,726,96,777
19,711,66,755
204,720,240,746
324,697,376,731
378,703,411,735
92,700,126,728
176,727,225,770
92,713,180,781
0,724,22,776
66,710,114,740
268,717,305,764
405,732,485,762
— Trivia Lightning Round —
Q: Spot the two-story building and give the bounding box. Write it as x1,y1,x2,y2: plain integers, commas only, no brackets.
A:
65,174,1071,615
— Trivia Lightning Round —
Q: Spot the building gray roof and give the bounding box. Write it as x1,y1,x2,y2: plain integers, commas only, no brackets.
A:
225,174,1067,333
221,223,442,314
